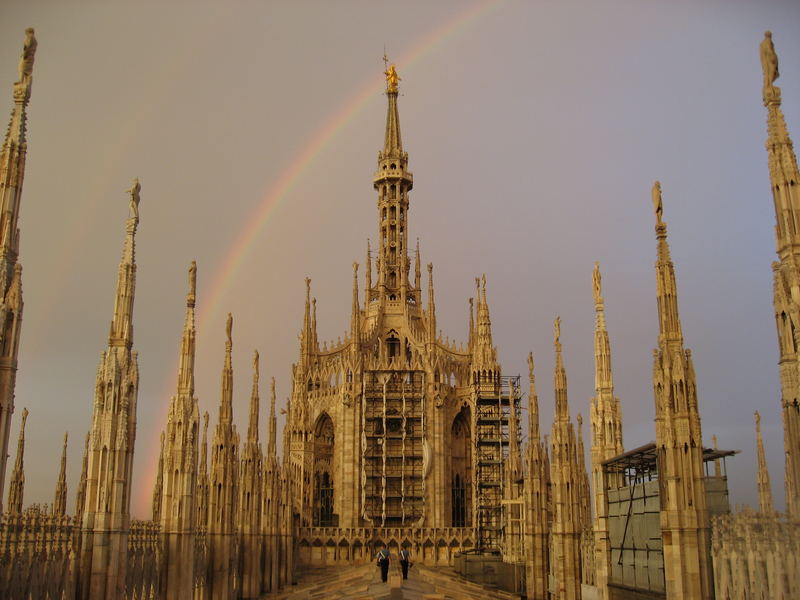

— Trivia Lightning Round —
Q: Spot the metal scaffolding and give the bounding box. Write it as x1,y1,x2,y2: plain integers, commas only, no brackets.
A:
474,374,520,552
363,369,425,526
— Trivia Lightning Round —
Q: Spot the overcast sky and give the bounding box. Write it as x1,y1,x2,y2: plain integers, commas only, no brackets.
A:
2,0,799,518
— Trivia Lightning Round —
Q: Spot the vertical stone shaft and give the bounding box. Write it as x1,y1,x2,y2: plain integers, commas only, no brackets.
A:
75,432,89,518
79,182,141,600
0,29,36,513
589,263,624,599
549,318,583,600
208,314,239,600
53,431,68,516
524,353,550,599
650,182,712,599
6,406,27,513
239,350,263,599
755,411,775,514
761,31,800,518
158,262,200,600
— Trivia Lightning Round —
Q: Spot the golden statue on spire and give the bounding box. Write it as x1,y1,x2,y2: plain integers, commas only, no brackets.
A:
385,64,400,93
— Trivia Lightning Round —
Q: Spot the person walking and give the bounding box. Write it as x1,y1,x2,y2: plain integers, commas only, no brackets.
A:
376,544,390,583
399,547,412,580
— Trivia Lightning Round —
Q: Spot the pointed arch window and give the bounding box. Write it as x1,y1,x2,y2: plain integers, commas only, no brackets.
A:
386,330,400,359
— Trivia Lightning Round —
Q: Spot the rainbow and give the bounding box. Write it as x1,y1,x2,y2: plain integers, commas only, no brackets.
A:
135,0,503,517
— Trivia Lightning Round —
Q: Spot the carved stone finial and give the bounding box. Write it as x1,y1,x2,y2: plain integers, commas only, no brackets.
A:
760,31,779,95
385,64,400,93
188,261,197,297
554,316,561,346
17,28,36,86
577,413,583,427
127,178,141,220
652,181,663,224
592,262,602,304
226,313,233,345
755,411,761,427
253,350,259,377
21,407,28,429
527,351,535,380
353,261,358,275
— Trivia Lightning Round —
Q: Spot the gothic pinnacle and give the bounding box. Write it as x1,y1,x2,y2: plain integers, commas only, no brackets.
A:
7,406,27,513
3,28,36,153
220,313,234,424
177,261,197,396
553,317,569,421
108,179,140,349
268,377,277,459
53,431,68,516
652,181,684,347
755,411,774,514
527,352,540,443
248,350,260,444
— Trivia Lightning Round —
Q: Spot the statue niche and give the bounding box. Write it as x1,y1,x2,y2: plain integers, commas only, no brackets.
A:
451,406,472,527
312,413,336,526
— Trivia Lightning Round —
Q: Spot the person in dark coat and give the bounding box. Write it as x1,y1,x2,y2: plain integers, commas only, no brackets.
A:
376,544,390,582
399,547,412,580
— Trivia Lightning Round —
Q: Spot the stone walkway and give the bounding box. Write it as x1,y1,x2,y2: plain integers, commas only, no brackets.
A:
267,562,520,599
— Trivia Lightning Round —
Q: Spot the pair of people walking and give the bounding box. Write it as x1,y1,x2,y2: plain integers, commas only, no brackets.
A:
375,545,412,582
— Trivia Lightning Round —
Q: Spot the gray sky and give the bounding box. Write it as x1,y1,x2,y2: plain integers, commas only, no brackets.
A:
2,0,799,518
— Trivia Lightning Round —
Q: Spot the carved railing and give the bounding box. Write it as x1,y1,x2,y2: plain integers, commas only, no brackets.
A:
296,526,477,566
0,505,77,600
125,519,161,600
712,508,800,599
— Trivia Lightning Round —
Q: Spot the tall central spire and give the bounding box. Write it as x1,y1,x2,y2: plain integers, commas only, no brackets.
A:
372,62,413,301
383,64,403,156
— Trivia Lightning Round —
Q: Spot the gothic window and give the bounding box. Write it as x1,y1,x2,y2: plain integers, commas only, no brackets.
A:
387,331,400,359
312,413,336,527
450,406,472,527
452,474,466,527
390,185,396,198
314,472,334,526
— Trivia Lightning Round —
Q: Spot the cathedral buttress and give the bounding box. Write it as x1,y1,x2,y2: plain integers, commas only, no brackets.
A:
79,181,141,600
650,182,713,599
549,317,583,600
0,29,36,512
760,31,800,518
524,353,551,600
239,350,263,600
208,314,240,600
589,262,624,600
157,261,200,600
